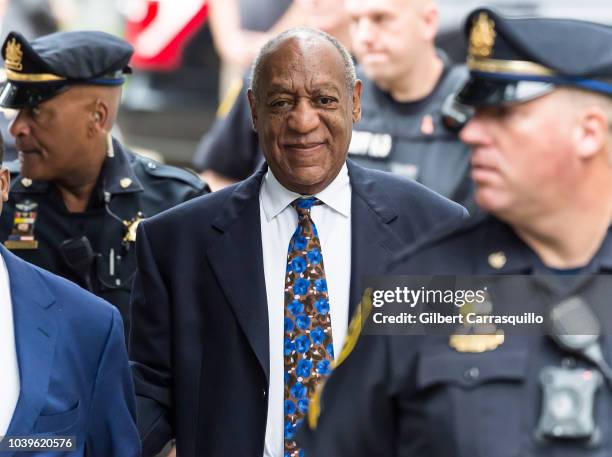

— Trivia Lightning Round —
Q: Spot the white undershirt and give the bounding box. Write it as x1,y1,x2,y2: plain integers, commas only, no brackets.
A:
260,165,352,457
0,252,20,436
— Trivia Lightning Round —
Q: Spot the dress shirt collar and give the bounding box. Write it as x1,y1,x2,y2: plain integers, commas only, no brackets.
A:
260,163,351,222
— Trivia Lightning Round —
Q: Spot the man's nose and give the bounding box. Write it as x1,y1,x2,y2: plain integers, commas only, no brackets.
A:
459,113,491,147
9,110,31,138
352,18,376,46
287,99,320,134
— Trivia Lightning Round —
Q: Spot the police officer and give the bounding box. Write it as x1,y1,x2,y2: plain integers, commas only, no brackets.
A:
193,0,474,211
298,8,612,456
0,30,208,332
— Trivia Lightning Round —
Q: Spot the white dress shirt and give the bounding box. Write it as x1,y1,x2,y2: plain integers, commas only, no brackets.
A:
0,252,20,436
260,165,352,457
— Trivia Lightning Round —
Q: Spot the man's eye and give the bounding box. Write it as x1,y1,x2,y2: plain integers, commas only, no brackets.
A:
318,97,336,106
271,100,290,108
31,107,41,116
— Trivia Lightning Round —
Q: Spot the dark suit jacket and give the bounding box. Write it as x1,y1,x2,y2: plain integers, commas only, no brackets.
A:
0,246,139,457
129,160,467,457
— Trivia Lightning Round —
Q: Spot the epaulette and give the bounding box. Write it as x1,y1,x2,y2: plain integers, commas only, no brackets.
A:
392,211,490,266
137,156,206,191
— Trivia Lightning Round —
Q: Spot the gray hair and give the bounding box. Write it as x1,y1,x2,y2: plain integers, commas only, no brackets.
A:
249,27,356,100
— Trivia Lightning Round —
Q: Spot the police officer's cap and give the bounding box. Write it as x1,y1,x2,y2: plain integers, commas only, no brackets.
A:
456,8,612,107
0,30,133,109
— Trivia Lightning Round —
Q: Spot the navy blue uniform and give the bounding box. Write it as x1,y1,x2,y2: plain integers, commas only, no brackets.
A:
0,138,207,330
298,215,612,457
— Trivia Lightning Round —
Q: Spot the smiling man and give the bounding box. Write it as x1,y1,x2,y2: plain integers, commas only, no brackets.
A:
129,28,466,457
298,9,612,457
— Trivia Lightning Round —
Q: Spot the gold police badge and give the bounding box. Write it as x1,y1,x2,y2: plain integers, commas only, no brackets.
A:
449,290,505,353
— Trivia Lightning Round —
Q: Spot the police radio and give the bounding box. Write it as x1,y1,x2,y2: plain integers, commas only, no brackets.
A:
536,296,612,445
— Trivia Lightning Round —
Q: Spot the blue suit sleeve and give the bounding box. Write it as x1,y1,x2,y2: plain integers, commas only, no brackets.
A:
86,308,141,457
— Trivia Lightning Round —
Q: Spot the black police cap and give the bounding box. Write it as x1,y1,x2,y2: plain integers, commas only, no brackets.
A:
456,8,612,107
0,30,133,109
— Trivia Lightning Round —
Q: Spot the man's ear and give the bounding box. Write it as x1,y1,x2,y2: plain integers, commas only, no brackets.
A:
420,1,439,42
247,88,258,132
0,167,10,203
573,106,608,160
352,80,362,124
90,98,109,135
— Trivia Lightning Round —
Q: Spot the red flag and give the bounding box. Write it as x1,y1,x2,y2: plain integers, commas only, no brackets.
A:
124,0,209,71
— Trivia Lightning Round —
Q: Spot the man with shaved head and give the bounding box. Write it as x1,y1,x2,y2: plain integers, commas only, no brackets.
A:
344,0,473,209
0,31,207,331
129,28,466,457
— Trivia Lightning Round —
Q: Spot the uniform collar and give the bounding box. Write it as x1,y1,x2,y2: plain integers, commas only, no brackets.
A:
100,137,144,196
474,216,537,274
260,163,350,222
477,216,612,274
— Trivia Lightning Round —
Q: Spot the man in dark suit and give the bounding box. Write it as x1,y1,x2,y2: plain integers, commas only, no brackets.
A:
0,132,139,455
130,27,466,457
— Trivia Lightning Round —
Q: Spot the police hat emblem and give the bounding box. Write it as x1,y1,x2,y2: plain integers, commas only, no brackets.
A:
0,30,133,109
456,8,612,107
468,12,496,59
5,37,23,71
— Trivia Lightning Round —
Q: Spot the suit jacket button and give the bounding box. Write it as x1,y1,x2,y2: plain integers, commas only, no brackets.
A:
262,388,267,399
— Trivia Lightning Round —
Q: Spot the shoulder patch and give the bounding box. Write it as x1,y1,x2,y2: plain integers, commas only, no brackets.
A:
139,158,205,190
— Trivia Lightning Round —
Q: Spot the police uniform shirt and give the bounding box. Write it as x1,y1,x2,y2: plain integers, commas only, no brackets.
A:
193,77,262,181
0,138,207,332
348,60,473,211
193,56,474,211
297,215,612,457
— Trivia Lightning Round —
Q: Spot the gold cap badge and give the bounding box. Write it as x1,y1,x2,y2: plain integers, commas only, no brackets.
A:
469,12,496,58
120,178,132,189
5,37,23,71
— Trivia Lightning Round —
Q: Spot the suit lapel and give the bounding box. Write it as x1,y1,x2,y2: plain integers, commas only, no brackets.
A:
206,168,270,381
347,161,405,318
3,247,57,441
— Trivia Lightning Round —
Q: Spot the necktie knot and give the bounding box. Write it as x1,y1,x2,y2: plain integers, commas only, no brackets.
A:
291,197,322,218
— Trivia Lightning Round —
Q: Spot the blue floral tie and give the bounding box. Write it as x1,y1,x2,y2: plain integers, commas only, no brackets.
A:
283,197,334,457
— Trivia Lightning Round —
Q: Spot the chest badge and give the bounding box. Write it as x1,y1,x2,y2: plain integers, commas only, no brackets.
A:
5,200,39,250
449,291,505,353
123,212,145,243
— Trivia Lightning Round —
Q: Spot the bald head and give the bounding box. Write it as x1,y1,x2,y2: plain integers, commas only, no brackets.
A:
249,28,356,101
